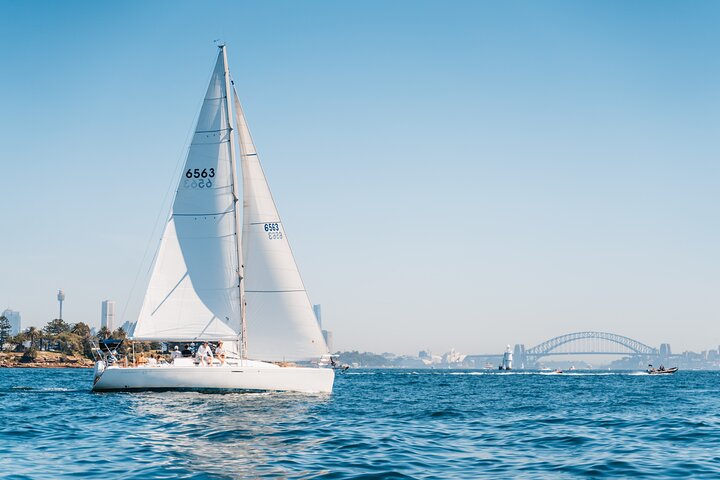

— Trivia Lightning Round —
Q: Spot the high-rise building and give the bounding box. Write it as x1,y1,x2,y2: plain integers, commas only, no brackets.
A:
1,309,21,336
120,320,135,335
101,300,116,331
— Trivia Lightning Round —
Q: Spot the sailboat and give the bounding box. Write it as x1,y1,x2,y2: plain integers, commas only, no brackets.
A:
92,45,334,393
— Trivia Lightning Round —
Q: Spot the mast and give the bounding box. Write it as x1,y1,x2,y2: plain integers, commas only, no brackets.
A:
220,44,248,360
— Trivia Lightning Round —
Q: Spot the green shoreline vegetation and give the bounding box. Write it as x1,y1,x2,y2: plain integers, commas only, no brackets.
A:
0,316,150,368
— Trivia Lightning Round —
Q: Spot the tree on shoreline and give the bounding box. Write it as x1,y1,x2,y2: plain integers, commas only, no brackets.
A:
6,320,147,361
26,327,39,349
8,320,94,359
43,318,70,336
97,326,111,340
72,322,94,357
0,315,11,348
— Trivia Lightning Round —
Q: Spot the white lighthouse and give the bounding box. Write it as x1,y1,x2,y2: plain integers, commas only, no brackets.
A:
500,344,513,370
57,289,65,320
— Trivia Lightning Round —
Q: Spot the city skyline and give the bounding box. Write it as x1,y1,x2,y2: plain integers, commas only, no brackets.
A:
4,294,718,359
1,1,718,355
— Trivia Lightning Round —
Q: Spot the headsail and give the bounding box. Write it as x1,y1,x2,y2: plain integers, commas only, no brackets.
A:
132,51,241,341
232,88,329,361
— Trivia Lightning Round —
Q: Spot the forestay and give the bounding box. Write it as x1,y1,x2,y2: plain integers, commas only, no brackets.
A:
233,88,329,361
132,53,241,341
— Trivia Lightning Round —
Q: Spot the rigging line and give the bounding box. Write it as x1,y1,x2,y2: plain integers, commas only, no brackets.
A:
118,53,217,327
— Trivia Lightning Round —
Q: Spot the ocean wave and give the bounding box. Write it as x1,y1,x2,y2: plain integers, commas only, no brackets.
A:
1,369,719,478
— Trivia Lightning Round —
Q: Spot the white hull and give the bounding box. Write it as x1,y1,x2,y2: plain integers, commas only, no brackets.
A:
93,361,334,394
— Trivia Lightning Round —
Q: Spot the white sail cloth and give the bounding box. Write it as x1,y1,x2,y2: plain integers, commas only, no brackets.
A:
132,47,328,361
132,52,241,341
233,89,329,361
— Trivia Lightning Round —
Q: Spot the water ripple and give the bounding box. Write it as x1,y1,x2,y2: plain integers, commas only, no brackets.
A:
1,369,720,478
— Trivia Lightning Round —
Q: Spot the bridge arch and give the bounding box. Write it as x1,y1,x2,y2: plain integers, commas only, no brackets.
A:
524,331,658,360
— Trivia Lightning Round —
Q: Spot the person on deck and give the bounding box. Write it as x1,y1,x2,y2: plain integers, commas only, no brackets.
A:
170,346,182,360
136,353,148,366
181,344,193,357
196,342,213,366
215,341,226,366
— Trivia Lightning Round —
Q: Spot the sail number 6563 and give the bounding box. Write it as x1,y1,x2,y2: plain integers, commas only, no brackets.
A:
264,223,283,240
185,168,215,179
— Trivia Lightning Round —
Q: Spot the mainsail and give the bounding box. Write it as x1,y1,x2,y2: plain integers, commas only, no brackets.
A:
233,88,329,361
132,52,241,341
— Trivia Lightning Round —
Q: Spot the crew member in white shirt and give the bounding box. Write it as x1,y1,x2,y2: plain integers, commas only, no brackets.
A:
170,346,182,361
196,341,213,366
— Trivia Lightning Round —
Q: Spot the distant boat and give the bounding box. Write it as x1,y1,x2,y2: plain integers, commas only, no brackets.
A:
647,365,678,375
92,45,334,394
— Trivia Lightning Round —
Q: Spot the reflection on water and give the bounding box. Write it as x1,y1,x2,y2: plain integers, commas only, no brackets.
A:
1,368,720,478
129,391,331,478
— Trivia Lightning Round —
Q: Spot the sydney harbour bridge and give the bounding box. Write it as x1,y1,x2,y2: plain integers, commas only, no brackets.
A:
469,331,673,368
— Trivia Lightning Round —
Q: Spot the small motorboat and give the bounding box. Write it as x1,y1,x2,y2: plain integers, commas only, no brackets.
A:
647,365,678,375
328,356,350,372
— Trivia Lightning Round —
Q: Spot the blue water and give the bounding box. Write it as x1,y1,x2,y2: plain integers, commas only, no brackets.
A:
1,369,719,479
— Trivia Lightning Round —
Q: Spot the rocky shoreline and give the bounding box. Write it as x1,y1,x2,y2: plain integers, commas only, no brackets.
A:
0,351,94,369
0,363,92,369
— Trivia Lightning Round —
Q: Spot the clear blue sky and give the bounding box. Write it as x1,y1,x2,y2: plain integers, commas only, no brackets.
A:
1,1,718,355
